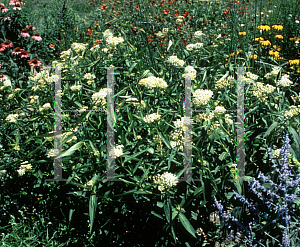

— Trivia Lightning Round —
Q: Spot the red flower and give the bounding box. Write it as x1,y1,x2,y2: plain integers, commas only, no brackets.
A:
202,22,206,26
101,4,107,9
135,5,140,9
28,58,41,66
49,44,55,49
89,2,93,4
163,8,169,14
183,11,188,17
95,39,102,43
182,39,187,45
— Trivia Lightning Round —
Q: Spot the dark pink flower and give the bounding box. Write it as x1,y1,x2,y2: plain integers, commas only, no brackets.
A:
20,29,30,38
28,58,41,66
3,17,11,21
0,43,6,52
2,41,13,48
20,50,29,58
13,3,22,10
12,47,22,55
31,33,42,41
0,5,8,12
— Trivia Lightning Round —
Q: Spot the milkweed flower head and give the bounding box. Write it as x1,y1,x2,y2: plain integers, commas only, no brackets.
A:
170,117,194,150
167,55,185,67
103,29,114,39
194,30,203,38
5,113,18,123
71,43,88,54
92,88,112,105
182,66,197,80
138,76,168,89
109,144,124,159
277,74,293,87
252,82,276,101
186,42,203,51
153,172,178,193
193,89,214,106
106,36,124,48
143,113,161,123
47,148,60,158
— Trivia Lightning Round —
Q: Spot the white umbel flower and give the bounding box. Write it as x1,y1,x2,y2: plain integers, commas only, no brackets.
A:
143,113,161,123
138,76,168,89
5,113,18,123
194,30,203,38
109,144,124,158
277,74,293,87
193,89,214,106
47,148,60,158
153,172,178,192
167,55,185,67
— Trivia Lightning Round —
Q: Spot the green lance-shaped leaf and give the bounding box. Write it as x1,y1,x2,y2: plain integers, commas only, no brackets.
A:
89,194,97,234
178,212,196,238
56,141,84,158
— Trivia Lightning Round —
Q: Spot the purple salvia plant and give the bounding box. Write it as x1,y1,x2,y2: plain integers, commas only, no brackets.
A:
214,133,300,246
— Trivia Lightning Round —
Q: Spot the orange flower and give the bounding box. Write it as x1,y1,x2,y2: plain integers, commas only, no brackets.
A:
101,4,107,9
95,39,102,43
183,11,188,17
163,8,169,14
49,44,55,49
89,2,93,4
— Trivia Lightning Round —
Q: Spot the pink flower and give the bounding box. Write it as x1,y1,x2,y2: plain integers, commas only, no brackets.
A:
0,74,8,82
13,3,22,10
3,17,11,21
9,0,20,5
20,50,29,58
26,25,36,30
12,47,22,55
0,5,8,12
20,29,30,38
2,41,13,48
28,58,41,67
31,33,42,41
0,43,6,52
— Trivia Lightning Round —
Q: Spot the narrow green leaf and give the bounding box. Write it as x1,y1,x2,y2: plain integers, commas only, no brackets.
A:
89,194,97,234
57,141,84,158
178,212,196,238
263,122,278,138
151,211,163,220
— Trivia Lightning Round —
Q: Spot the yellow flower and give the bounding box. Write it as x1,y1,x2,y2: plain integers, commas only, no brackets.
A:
260,40,271,46
290,37,297,41
272,25,283,31
275,34,283,39
288,59,300,66
273,45,281,51
253,37,264,41
257,25,271,31
297,68,300,73
269,50,274,55
238,31,246,36
250,54,258,59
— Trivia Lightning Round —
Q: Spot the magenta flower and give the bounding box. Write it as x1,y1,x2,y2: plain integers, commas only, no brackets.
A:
20,29,30,38
12,47,22,55
0,5,8,12
0,43,6,52
28,58,41,67
20,50,29,58
13,3,22,10
31,33,42,41
2,41,13,48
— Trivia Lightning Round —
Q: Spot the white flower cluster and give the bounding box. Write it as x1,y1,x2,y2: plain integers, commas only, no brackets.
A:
264,66,281,79
103,29,114,39
101,48,109,53
125,97,146,108
246,72,259,81
17,161,32,176
109,144,124,159
106,36,124,48
153,172,178,193
60,49,71,59
71,43,88,53
194,30,203,38
5,113,18,123
284,105,300,119
143,113,161,123
29,71,58,91
62,131,77,143
170,117,194,150
83,73,96,80
214,106,226,114
252,82,276,101
186,43,203,51
176,16,184,25
225,114,233,125
277,74,293,87
70,85,82,91
167,55,185,67
92,88,112,105
182,66,197,80
29,95,39,104
0,77,12,89
193,89,214,106
39,103,51,111
47,148,60,158
138,76,168,89
215,75,235,89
